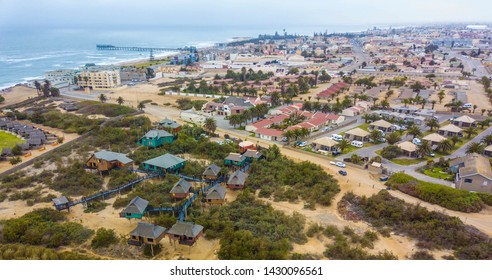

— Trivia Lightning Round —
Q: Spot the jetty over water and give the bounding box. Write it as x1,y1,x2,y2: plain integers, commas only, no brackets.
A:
96,44,197,53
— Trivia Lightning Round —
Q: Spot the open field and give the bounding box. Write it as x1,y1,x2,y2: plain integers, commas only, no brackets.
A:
0,131,24,149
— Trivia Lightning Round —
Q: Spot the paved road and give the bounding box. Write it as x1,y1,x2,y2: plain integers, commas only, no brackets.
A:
448,126,492,158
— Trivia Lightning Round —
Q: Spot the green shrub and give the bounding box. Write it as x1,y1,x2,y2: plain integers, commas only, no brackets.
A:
386,173,484,213
76,101,136,117
51,161,103,196
91,228,119,249
306,223,324,237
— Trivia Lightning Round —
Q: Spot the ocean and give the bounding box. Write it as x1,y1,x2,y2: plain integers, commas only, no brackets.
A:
0,24,375,89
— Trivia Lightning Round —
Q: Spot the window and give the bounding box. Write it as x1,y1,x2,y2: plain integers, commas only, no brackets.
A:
147,238,154,242
464,178,473,183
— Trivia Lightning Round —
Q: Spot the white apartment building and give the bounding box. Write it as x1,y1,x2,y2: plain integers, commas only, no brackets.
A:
45,69,78,87
77,69,121,90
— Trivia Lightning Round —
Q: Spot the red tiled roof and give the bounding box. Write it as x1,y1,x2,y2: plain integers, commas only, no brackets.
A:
251,119,273,129
256,127,284,137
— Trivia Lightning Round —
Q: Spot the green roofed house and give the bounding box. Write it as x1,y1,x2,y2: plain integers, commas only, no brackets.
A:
158,118,181,135
167,221,204,247
243,150,262,162
224,153,246,167
138,129,174,148
128,222,166,246
121,196,149,219
141,153,186,173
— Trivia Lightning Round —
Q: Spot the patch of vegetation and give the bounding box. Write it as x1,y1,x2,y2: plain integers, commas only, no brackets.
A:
91,228,119,249
104,116,151,128
246,146,340,208
0,244,98,260
0,131,24,149
76,101,136,117
107,169,139,189
51,161,103,196
176,98,207,111
411,251,435,260
1,208,93,248
386,173,484,213
324,235,397,260
194,191,306,260
112,176,179,209
30,111,102,134
84,201,109,213
342,191,492,259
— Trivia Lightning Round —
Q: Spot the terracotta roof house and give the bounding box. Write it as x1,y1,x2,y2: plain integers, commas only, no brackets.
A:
129,222,166,246
86,150,133,172
344,128,370,142
452,116,477,128
255,127,283,141
397,141,418,157
438,124,462,137
227,170,248,189
455,153,492,193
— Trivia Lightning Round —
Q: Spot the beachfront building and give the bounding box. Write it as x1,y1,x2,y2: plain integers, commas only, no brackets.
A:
141,153,186,174
397,141,418,157
137,129,174,148
45,69,78,87
422,133,447,149
224,153,247,167
344,128,370,142
128,222,166,246
204,185,227,205
169,179,193,199
202,164,221,181
121,196,149,219
438,124,462,137
452,116,477,128
227,170,248,189
167,221,204,247
77,69,122,90
158,118,181,135
85,150,133,172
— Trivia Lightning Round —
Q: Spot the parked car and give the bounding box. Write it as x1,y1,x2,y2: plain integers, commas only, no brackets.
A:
351,140,364,148
338,170,347,176
281,137,288,142
400,125,407,131
331,134,343,141
329,161,337,165
412,138,422,145
297,141,307,147
332,151,341,156
379,176,389,182
336,162,346,168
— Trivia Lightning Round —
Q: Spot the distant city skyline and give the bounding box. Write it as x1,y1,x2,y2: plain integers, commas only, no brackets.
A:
1,0,491,29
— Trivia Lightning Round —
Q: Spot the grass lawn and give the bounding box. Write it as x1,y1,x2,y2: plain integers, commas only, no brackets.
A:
422,167,454,181
391,157,427,166
0,131,24,149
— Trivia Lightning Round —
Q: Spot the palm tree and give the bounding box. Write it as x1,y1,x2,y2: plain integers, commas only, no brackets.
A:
473,105,478,114
34,80,42,96
450,135,461,147
380,99,390,109
99,94,107,103
407,125,422,138
466,142,485,154
372,97,378,107
300,127,310,140
478,119,490,129
386,132,401,145
420,99,427,109
463,126,477,139
49,87,60,97
437,90,445,104
203,118,217,135
481,134,492,146
369,129,382,143
430,100,436,110
282,130,295,145
116,96,124,105
438,139,453,153
137,102,145,112
426,118,439,131
362,113,371,123
416,140,432,158
336,139,350,153
228,114,240,128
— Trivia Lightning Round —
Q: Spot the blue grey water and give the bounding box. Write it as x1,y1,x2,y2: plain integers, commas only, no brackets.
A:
0,25,374,89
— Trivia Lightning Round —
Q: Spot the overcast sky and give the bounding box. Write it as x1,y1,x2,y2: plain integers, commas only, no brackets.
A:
0,0,490,29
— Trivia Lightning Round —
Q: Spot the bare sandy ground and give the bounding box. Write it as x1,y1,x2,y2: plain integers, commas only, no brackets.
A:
466,80,491,115
0,86,38,108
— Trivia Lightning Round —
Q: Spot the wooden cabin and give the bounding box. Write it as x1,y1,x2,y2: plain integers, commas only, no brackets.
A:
227,170,248,189
167,221,204,246
204,185,227,205
141,153,186,173
52,196,69,211
202,164,221,180
243,150,262,162
158,118,181,135
86,150,133,172
170,179,192,199
137,129,174,148
224,153,247,167
121,196,149,219
128,222,166,246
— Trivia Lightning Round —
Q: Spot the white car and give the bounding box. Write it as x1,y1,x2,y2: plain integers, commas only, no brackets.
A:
336,162,346,168
298,141,307,147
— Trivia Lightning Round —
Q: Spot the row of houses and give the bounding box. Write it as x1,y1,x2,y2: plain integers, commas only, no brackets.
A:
0,118,57,157
317,82,350,99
